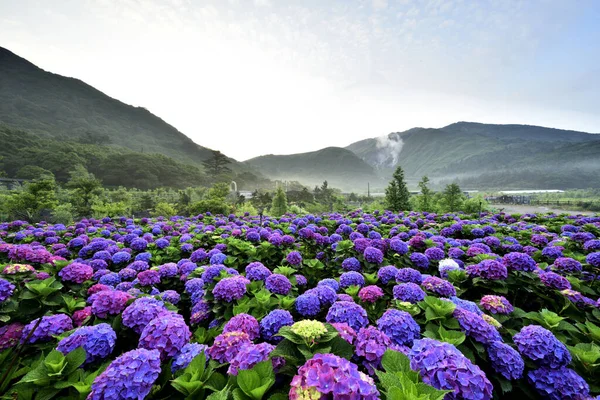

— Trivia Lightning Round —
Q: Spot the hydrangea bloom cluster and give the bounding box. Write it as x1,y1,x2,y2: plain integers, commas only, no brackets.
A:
139,312,192,360
171,343,209,373
58,262,94,284
355,326,391,373
0,278,15,302
265,273,292,295
260,309,294,342
377,309,420,346
486,341,524,380
227,343,276,376
393,282,426,303
22,314,73,344
528,366,590,400
207,331,251,363
289,354,380,400
213,276,249,302
57,323,117,364
358,285,384,303
326,301,369,332
223,313,260,340
0,323,24,350
453,308,502,344
91,290,132,319
480,295,513,314
410,339,493,400
422,276,456,297
88,348,161,400
513,325,571,368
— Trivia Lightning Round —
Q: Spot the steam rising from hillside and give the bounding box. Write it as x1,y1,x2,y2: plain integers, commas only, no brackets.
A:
375,133,403,167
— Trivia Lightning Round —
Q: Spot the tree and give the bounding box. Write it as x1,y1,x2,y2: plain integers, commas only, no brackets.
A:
202,150,231,176
440,183,465,212
417,176,434,212
2,174,58,221
66,165,103,216
385,166,410,211
271,186,288,217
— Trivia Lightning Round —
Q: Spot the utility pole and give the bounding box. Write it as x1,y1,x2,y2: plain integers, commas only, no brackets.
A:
367,182,370,198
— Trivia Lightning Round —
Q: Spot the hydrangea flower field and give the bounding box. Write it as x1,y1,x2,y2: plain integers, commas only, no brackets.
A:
1,210,600,399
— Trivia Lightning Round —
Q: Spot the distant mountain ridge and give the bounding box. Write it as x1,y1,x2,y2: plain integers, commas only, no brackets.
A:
245,147,383,191
0,46,234,168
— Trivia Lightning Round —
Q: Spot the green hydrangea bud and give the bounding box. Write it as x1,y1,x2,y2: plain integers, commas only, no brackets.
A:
291,320,327,342
482,314,501,328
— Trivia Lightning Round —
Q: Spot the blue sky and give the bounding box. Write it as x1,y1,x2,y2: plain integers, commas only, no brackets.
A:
1,0,599,160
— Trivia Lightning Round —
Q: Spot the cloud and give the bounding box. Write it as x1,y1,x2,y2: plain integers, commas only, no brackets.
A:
375,134,404,167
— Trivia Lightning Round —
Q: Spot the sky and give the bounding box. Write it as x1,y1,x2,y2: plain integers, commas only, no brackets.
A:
1,0,599,160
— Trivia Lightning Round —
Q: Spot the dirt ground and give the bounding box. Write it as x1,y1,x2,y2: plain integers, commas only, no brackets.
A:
492,204,597,216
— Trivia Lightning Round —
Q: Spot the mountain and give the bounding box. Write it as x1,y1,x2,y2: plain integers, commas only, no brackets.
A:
244,147,383,192
0,46,232,167
343,122,600,189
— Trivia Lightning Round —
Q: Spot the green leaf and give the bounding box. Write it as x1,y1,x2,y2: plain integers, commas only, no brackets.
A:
328,336,353,360
64,347,87,375
381,350,411,374
237,369,261,398
206,388,230,400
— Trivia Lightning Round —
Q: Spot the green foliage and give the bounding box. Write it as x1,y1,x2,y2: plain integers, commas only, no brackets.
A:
51,203,75,225
439,183,466,212
416,176,435,212
270,186,288,217
202,150,232,178
0,174,57,221
171,353,226,398
375,350,451,400
235,361,275,400
385,166,410,211
152,202,177,217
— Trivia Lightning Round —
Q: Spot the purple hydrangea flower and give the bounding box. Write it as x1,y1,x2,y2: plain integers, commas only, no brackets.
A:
326,301,368,332
88,348,161,400
466,259,508,280
207,331,251,363
286,251,303,265
487,342,524,380
58,262,94,284
358,285,384,303
289,354,379,400
260,309,294,342
21,314,73,344
139,312,191,360
122,297,167,334
73,306,92,327
227,343,276,375
453,308,502,344
91,290,132,319
341,257,361,272
331,322,357,344
317,279,339,292
410,252,430,269
422,276,456,297
0,279,15,302
410,338,493,400
586,252,600,267
480,295,513,314
340,271,365,288
161,290,181,304
172,343,209,373
296,293,321,317
245,262,271,281
377,309,420,346
396,267,423,284
393,283,426,303
425,247,445,261
363,246,384,264
0,323,24,350
355,326,391,374
213,276,249,302
377,265,399,284
513,325,571,368
528,367,590,400
223,313,260,340
503,252,537,272
265,274,292,295
449,297,483,315
57,323,116,364
552,257,582,273
539,271,572,290
137,270,161,286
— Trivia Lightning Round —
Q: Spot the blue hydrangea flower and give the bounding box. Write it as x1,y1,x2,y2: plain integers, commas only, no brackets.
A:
393,283,425,303
260,309,294,343
339,271,365,288
486,342,524,380
453,308,502,344
341,257,362,272
171,343,209,373
88,349,161,400
377,309,420,346
513,325,571,368
265,274,292,295
528,366,590,400
227,343,275,376
296,293,321,317
0,279,15,302
139,312,191,360
57,323,116,364
22,314,73,344
326,301,368,332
